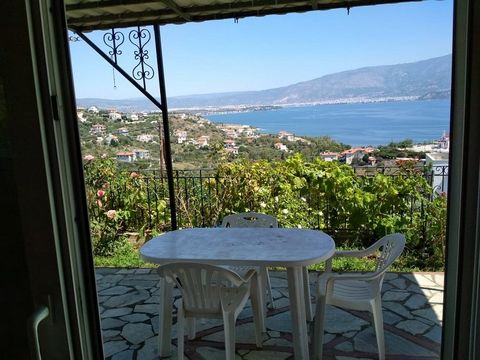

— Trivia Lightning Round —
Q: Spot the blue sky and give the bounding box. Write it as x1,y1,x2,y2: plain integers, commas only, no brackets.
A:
69,0,453,99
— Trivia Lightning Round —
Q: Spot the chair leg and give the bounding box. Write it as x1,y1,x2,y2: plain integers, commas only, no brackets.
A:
187,318,196,340
255,271,267,331
313,296,326,360
223,312,236,360
262,267,274,309
371,297,385,360
303,266,313,321
251,273,266,334
250,275,264,348
177,306,185,360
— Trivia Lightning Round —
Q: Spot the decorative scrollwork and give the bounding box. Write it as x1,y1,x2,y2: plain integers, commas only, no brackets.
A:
129,27,155,89
68,35,81,42
103,29,124,64
432,165,449,176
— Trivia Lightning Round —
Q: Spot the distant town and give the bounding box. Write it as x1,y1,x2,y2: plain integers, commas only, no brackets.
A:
78,105,449,192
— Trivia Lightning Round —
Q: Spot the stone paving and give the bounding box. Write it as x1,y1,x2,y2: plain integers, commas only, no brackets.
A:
96,268,444,359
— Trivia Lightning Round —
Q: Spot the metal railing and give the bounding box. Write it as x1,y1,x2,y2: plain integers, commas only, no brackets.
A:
107,166,448,240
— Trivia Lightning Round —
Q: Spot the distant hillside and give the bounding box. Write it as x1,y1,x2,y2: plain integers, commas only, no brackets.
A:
77,54,451,111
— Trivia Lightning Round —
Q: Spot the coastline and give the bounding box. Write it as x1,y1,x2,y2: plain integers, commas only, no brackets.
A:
170,95,443,116
202,99,451,147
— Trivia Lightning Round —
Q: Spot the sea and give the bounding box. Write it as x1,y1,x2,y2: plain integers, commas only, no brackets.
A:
205,99,450,146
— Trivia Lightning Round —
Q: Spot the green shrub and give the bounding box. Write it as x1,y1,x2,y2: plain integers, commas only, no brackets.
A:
84,158,169,256
84,155,446,270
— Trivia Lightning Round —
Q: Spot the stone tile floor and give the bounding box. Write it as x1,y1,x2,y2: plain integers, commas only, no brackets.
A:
96,269,444,359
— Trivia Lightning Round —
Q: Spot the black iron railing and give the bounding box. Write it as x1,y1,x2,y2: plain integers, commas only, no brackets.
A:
111,166,448,237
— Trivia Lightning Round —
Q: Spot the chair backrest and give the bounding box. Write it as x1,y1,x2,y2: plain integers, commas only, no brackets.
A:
157,262,248,314
372,233,406,276
221,212,278,228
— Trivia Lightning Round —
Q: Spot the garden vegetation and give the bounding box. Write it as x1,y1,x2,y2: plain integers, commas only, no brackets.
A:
84,155,446,271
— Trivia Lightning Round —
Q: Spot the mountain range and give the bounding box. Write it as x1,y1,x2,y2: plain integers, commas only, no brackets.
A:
77,54,452,112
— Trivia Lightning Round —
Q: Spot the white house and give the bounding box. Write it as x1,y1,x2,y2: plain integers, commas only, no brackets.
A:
77,111,86,122
175,130,187,144
128,113,139,121
224,139,236,149
197,135,209,147
437,132,450,151
109,110,122,121
88,106,99,114
225,146,239,155
90,124,106,135
341,147,375,164
105,134,118,145
116,151,135,162
134,149,150,160
117,127,129,135
319,152,340,162
136,134,154,143
274,142,289,152
278,131,295,142
425,152,449,194
223,129,238,138
243,128,256,137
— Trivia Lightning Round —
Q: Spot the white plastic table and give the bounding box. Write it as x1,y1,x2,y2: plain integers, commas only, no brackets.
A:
140,227,335,360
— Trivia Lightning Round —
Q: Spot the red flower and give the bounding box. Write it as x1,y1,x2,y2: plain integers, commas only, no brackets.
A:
130,172,139,178
97,190,105,198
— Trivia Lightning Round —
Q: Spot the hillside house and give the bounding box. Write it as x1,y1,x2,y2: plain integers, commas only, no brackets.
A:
175,130,187,144
109,110,122,121
77,111,86,122
134,149,150,160
90,124,106,135
225,146,239,155
437,132,450,151
117,127,129,135
137,134,154,143
223,129,238,138
319,151,340,161
243,127,256,137
128,113,139,121
426,152,449,194
224,139,236,149
341,147,375,164
278,131,295,142
105,134,118,145
274,142,289,152
116,151,135,162
88,105,99,114
197,135,210,147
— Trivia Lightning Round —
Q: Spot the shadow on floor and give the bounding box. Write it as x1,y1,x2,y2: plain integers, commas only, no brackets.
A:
96,269,443,360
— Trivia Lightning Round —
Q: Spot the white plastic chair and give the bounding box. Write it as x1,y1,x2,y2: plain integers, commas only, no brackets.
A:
221,212,277,309
312,233,406,360
158,262,264,360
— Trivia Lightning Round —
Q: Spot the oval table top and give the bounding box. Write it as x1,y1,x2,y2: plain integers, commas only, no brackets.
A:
140,227,335,267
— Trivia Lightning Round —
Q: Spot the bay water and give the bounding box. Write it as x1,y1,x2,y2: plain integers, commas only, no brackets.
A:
206,99,450,146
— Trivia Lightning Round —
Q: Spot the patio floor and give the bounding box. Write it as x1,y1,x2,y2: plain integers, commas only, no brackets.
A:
96,269,443,360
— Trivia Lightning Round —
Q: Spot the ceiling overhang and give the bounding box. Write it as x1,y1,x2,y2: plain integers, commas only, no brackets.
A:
66,0,420,32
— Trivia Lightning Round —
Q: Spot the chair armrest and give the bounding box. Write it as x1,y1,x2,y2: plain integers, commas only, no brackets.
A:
333,239,386,259
325,249,370,271
239,268,258,283
333,248,374,258
321,272,375,283
318,271,383,290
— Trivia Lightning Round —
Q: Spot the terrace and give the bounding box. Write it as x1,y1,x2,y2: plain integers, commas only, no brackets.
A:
86,161,447,359
97,268,443,359
68,1,448,359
